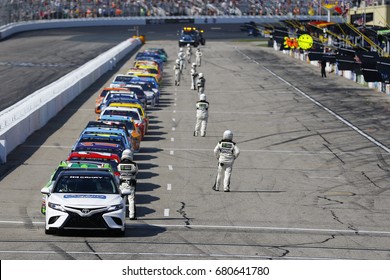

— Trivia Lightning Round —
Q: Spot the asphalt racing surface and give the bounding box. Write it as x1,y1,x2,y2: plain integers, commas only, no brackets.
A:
1,24,390,260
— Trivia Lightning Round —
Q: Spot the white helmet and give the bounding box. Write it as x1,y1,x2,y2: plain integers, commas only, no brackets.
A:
176,58,180,63
223,130,233,141
199,94,206,101
198,73,204,78
121,149,133,161
192,63,196,67
179,47,183,52
187,43,190,47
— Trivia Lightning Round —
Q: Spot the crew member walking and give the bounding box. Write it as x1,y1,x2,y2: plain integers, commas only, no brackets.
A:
213,130,240,192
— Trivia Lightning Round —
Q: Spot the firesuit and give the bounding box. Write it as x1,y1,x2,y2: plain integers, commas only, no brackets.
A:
186,44,192,64
195,47,202,67
194,94,209,137
118,149,138,219
213,130,240,192
173,58,181,86
197,73,205,94
190,63,198,90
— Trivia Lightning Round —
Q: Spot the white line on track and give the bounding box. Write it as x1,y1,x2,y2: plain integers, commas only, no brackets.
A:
168,165,173,170
0,250,337,259
172,127,176,131
170,150,174,155
1,220,390,237
18,145,384,155
154,110,275,115
171,138,174,142
164,209,170,216
155,147,386,156
167,184,172,190
0,250,336,259
235,47,390,154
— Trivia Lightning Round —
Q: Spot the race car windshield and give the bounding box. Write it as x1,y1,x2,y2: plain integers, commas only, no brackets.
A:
103,110,140,120
114,76,133,83
54,175,118,194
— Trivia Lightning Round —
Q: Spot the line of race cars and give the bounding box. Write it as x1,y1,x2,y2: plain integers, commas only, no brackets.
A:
40,47,167,236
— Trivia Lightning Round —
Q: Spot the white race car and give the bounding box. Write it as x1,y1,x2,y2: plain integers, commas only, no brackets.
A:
41,169,130,236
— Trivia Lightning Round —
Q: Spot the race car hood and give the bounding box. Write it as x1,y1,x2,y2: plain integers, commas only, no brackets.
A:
143,90,155,98
50,193,123,209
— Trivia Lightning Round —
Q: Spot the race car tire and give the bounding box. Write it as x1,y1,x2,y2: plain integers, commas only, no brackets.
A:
111,229,125,237
45,227,57,235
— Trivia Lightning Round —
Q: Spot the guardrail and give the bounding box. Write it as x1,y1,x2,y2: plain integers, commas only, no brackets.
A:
0,37,141,163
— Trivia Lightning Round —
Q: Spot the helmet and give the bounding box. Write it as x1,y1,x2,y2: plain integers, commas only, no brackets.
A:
121,149,133,161
199,94,206,101
223,130,233,141
187,44,190,47
198,73,204,78
179,47,183,52
192,63,196,67
176,59,180,63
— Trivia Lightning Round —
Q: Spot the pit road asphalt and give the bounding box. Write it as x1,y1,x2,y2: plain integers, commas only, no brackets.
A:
1,24,390,259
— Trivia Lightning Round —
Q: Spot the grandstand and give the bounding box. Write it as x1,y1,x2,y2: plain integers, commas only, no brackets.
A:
0,1,385,27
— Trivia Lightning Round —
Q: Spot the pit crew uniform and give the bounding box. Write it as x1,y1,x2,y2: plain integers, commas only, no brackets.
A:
213,130,240,192
194,94,209,137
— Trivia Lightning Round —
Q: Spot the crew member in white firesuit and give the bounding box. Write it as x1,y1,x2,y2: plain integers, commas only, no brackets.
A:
195,47,202,67
197,72,205,94
213,130,240,192
118,149,138,219
190,63,198,90
178,47,186,72
194,94,209,137
186,44,192,64
173,58,181,86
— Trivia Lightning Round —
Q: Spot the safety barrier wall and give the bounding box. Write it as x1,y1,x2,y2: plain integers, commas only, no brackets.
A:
0,37,141,163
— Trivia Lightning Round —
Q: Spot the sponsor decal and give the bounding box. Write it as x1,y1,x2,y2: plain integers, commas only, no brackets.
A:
64,195,107,199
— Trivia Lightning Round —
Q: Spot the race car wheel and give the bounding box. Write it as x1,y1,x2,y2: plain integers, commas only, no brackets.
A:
45,228,56,235
111,229,125,237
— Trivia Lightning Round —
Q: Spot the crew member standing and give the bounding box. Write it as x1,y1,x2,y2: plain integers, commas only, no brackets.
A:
195,47,202,67
186,43,192,64
190,63,198,90
197,72,205,95
213,130,240,192
194,94,209,137
118,149,138,220
173,58,181,86
321,60,327,78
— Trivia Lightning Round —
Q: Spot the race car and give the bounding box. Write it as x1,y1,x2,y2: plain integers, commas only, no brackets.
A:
41,169,129,235
178,27,206,47
85,120,142,153
40,161,114,215
95,87,131,114
108,102,149,135
100,106,147,138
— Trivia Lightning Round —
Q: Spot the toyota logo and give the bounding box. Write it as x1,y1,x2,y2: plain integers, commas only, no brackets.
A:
81,209,90,214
